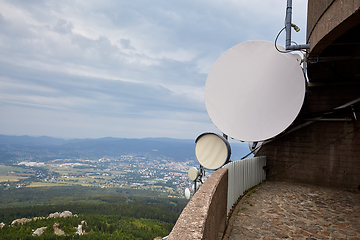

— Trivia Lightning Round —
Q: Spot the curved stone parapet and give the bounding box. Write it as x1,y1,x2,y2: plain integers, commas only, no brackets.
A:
167,168,228,240
307,0,360,54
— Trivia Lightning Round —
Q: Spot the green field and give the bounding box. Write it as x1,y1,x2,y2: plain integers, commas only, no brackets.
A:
0,175,28,182
0,165,31,173
0,165,31,182
26,182,72,187
0,161,184,199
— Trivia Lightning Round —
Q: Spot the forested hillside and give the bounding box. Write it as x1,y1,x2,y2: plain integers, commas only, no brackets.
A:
0,188,187,239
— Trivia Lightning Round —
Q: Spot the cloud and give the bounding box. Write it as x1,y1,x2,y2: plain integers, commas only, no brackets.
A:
118,38,135,50
0,0,308,139
53,19,74,34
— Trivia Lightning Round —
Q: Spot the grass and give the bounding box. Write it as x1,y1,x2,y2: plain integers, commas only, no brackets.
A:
0,165,31,173
27,182,72,187
0,175,28,182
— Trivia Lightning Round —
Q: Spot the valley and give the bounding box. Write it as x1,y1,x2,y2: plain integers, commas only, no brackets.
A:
1,155,197,198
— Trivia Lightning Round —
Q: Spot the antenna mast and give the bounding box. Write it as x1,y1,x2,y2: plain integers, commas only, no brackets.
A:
285,0,310,51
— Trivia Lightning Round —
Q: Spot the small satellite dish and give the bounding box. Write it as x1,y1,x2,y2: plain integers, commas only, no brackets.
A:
201,175,206,183
185,188,190,199
192,182,200,191
188,167,199,181
195,132,231,170
205,40,306,142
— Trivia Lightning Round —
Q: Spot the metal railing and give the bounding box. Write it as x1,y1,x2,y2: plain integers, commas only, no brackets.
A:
222,156,266,214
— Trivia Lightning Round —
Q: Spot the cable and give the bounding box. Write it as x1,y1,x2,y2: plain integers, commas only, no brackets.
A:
275,25,309,54
274,27,290,54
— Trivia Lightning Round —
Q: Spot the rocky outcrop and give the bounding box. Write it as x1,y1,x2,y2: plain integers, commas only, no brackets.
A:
30,220,87,237
59,211,72,218
75,221,87,235
32,227,47,236
48,212,61,218
75,224,84,235
8,211,87,237
48,211,73,218
53,223,66,236
11,218,32,226
10,211,75,227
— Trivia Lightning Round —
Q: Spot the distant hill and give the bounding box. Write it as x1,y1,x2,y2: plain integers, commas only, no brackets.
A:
0,135,66,146
0,135,251,163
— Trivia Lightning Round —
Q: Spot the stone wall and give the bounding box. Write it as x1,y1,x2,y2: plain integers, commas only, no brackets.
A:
168,168,228,240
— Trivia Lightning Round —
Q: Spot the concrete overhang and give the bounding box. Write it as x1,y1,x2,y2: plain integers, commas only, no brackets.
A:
306,0,360,85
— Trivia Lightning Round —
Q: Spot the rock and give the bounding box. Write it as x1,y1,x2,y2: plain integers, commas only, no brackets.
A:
11,218,32,225
334,222,350,229
48,211,73,218
49,212,60,218
60,211,72,218
75,224,85,235
53,223,66,236
75,220,87,235
32,227,47,236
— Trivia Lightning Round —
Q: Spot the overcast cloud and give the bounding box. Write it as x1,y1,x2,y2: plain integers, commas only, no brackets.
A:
0,0,308,139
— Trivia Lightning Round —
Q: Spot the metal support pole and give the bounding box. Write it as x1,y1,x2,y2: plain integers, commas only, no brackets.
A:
193,180,197,194
285,0,310,51
285,0,292,49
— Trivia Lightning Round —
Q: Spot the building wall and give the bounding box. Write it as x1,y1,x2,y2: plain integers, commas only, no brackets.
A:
307,0,360,54
256,85,360,190
256,0,360,190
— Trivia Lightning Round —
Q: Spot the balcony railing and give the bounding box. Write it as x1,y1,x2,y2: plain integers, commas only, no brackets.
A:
223,156,267,214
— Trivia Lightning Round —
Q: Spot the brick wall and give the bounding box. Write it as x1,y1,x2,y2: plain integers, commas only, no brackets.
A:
256,85,360,190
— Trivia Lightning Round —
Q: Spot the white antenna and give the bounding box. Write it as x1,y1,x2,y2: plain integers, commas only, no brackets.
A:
184,188,191,200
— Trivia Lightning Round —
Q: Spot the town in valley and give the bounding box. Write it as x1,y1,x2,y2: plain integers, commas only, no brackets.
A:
1,155,199,198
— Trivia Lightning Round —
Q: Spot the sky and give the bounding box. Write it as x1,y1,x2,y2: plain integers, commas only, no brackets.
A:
0,0,308,140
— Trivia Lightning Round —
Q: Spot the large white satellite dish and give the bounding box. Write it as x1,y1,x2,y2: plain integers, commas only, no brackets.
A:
205,40,306,142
